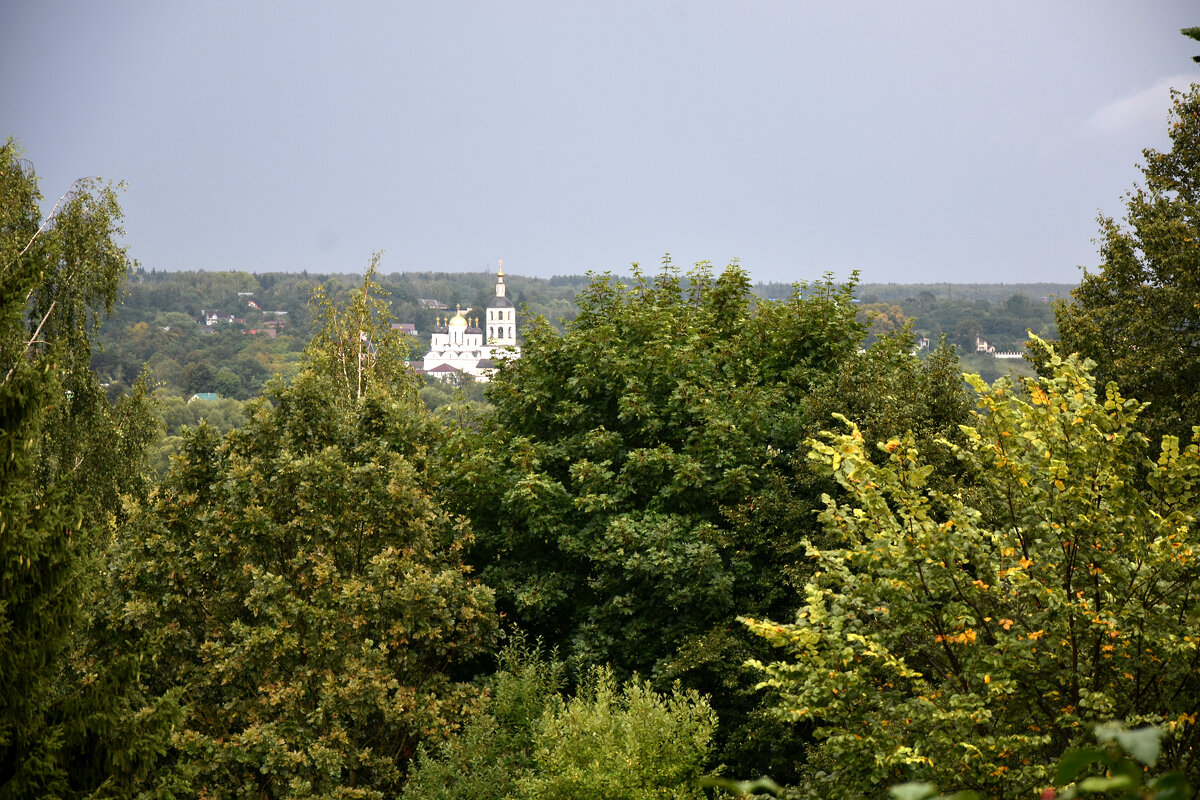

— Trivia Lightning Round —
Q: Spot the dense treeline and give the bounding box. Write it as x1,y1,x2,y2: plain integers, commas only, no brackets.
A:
755,281,1075,306
3,82,1199,800
93,268,598,401
756,281,1070,352
93,269,597,469
94,265,1066,474
872,290,1061,350
97,269,1066,402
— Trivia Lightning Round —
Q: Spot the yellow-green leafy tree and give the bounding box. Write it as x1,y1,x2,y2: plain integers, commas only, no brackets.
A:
745,345,1200,799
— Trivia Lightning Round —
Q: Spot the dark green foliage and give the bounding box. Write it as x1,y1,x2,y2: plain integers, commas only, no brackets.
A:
1055,83,1200,445
110,269,499,798
180,361,216,395
213,366,242,397
419,372,490,414
1049,724,1192,799
1,365,182,800
1183,27,1200,64
443,259,973,780
0,361,84,799
440,262,834,780
1,139,181,799
805,331,971,477
456,261,865,672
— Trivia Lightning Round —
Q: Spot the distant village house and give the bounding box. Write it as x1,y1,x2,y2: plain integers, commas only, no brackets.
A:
202,310,242,326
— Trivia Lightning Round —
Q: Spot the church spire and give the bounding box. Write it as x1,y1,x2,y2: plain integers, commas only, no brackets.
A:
486,259,516,348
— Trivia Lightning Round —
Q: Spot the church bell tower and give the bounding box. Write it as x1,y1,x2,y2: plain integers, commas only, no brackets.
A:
486,261,517,347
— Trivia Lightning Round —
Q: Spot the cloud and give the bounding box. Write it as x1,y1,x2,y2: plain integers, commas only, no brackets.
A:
1084,74,1196,138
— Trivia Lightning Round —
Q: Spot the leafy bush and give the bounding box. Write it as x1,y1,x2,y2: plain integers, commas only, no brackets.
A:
405,640,717,800
403,638,567,800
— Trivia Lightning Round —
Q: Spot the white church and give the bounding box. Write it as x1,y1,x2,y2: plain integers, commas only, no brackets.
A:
419,266,521,381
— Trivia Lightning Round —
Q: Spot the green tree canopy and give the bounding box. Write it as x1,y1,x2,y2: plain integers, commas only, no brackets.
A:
746,346,1200,799
109,268,499,798
1,140,179,798
441,259,971,779
404,639,716,800
451,261,867,674
1055,83,1200,444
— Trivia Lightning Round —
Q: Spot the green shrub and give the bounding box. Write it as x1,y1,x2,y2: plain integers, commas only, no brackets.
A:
406,639,718,800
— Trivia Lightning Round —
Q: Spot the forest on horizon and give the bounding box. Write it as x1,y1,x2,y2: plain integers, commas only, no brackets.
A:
95,266,1074,394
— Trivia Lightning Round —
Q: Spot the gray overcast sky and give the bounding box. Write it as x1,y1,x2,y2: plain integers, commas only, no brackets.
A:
4,2,1197,284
